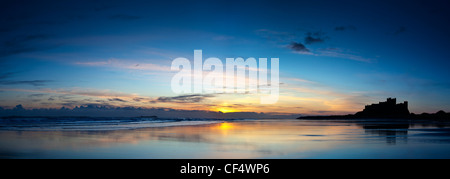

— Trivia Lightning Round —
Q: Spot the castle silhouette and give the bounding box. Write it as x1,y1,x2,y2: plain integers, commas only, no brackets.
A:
355,98,410,117
297,98,449,120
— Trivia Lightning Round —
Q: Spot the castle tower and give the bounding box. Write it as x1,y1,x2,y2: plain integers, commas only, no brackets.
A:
387,98,396,105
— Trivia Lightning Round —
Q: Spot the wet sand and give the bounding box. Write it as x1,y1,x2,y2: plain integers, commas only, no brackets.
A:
1,119,450,159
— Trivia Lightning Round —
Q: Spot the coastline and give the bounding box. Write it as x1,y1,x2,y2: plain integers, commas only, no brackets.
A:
298,98,450,121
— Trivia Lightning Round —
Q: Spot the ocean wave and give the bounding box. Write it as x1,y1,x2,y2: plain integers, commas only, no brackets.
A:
0,116,253,131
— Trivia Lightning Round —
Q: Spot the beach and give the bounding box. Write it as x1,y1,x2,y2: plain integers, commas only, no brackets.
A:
1,118,450,159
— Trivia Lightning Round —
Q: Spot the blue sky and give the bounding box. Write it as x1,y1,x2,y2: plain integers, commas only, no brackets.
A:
1,0,450,115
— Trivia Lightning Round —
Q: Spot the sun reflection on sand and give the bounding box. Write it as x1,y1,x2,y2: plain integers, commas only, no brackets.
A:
218,122,234,130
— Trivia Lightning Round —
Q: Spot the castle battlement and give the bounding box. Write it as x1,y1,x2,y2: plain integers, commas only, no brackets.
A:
357,98,410,117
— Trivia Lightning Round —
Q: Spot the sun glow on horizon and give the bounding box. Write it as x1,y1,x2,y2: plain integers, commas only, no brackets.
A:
216,107,237,113
214,103,239,113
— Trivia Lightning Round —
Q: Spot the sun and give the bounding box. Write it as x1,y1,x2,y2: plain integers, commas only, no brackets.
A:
217,107,236,113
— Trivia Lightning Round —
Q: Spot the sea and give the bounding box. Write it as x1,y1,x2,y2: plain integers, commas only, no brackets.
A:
1,117,450,159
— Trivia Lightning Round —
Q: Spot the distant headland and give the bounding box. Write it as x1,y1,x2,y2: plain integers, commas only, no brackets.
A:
298,98,450,120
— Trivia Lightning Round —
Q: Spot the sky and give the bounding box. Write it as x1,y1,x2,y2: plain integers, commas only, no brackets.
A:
1,0,450,116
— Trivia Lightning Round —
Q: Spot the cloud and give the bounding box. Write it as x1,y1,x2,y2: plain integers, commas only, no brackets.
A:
75,59,171,71
156,94,215,103
29,94,45,97
284,77,317,84
260,28,371,63
316,48,373,63
304,36,324,44
288,44,373,63
0,34,57,58
311,110,334,114
304,31,328,45
0,103,299,119
108,98,127,102
108,14,142,20
0,80,53,86
0,88,139,99
334,25,357,31
132,97,146,102
0,87,156,108
288,42,310,53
